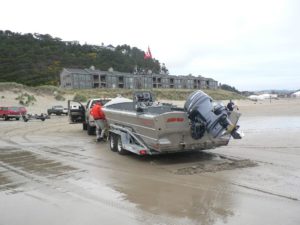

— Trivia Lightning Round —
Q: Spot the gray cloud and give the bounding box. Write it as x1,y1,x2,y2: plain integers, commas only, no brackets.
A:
0,0,299,91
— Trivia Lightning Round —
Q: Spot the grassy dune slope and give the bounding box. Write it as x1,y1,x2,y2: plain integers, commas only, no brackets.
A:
0,82,245,101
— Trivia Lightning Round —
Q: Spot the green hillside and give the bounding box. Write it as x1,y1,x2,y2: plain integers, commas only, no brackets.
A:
0,30,163,86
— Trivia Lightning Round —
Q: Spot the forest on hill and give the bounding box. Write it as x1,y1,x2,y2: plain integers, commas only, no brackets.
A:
0,30,166,86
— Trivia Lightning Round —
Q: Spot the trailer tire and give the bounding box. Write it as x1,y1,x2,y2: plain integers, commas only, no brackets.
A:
117,135,127,155
109,133,117,152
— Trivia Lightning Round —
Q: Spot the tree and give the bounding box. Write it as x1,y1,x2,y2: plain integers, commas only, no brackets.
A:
220,84,240,93
161,63,169,74
0,30,168,85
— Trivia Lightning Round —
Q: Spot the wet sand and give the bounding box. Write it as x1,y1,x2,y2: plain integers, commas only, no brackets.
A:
0,98,300,225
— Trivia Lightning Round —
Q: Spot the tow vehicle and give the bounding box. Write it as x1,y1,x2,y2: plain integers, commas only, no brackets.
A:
68,98,111,135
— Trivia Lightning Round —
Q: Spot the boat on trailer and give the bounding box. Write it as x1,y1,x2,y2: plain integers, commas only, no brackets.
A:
103,91,242,155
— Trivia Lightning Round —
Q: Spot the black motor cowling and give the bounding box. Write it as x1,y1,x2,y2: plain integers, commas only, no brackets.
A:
184,90,233,139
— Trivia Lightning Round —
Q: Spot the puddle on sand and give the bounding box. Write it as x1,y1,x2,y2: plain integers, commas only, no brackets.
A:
240,116,300,131
112,172,235,225
105,151,244,225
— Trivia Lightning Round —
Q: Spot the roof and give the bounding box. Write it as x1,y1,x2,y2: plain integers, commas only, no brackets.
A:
64,68,90,74
207,78,217,82
61,67,218,82
84,68,102,74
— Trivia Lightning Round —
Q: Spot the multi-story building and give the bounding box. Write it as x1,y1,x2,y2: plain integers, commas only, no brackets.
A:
60,68,218,90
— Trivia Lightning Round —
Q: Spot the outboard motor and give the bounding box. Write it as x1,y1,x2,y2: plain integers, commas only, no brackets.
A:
184,90,239,139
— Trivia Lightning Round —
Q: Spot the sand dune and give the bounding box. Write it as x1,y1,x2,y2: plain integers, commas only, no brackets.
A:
0,90,74,114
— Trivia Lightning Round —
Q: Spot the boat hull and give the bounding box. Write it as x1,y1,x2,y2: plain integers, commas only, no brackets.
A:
103,107,240,153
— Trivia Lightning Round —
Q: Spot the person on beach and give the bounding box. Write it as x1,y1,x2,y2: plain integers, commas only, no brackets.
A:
90,102,107,142
227,100,238,111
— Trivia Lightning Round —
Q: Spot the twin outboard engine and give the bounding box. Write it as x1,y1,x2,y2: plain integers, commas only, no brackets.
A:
184,90,238,139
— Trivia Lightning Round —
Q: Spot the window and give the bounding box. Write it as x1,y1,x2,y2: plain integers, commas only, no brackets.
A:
93,75,99,81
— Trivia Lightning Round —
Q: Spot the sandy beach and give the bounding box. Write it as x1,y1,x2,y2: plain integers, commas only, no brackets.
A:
1,90,300,225
0,90,73,114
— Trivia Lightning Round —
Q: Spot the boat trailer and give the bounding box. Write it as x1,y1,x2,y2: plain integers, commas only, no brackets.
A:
22,114,49,122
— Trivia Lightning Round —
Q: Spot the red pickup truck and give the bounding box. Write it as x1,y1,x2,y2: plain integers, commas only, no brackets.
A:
0,106,27,120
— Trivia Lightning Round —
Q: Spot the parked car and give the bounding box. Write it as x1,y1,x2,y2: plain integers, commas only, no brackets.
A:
47,105,68,116
0,106,27,120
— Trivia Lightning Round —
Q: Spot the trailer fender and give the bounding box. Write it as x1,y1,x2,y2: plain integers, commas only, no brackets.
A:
109,130,129,147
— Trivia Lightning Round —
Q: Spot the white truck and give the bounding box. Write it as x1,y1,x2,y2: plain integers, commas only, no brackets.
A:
68,98,111,135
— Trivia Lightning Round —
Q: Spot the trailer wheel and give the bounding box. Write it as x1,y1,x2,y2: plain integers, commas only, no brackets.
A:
109,133,117,152
117,135,127,155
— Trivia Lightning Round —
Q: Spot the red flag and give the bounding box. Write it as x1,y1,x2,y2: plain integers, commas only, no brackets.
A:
144,46,152,59
147,46,152,58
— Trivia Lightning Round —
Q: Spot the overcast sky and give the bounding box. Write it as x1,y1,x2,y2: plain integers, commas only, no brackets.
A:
1,0,299,91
